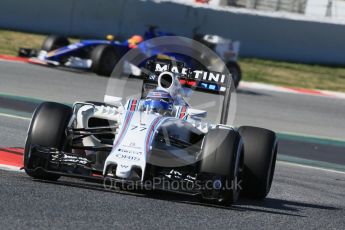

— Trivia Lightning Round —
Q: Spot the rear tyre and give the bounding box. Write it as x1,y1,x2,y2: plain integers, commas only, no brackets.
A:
199,128,244,204
226,62,241,89
24,102,72,180
238,126,278,199
90,45,119,76
41,35,70,51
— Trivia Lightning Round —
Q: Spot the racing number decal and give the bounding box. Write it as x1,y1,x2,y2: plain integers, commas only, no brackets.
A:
130,125,147,131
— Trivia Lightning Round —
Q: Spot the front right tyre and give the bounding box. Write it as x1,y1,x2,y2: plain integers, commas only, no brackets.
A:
199,128,244,204
238,126,278,199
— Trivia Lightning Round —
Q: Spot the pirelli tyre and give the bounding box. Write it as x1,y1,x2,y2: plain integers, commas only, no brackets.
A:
24,102,72,180
41,35,70,52
226,62,242,89
90,45,119,76
199,128,244,204
238,126,278,199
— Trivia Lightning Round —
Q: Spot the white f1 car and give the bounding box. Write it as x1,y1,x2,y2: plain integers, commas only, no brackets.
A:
24,59,277,204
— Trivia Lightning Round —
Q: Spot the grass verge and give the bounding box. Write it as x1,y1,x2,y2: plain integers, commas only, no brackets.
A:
0,30,46,55
0,29,78,55
239,58,345,92
1,29,345,92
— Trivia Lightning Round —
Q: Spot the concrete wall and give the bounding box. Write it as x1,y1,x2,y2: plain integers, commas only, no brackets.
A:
1,0,345,64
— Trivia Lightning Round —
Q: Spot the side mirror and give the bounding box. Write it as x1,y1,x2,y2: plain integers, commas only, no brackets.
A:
188,108,207,118
104,95,122,107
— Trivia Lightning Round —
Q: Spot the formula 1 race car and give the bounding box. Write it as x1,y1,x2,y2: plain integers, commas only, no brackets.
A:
18,27,242,87
19,34,144,76
24,59,277,205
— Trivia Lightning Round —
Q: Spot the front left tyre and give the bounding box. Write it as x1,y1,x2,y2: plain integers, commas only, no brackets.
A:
24,102,72,180
199,128,244,204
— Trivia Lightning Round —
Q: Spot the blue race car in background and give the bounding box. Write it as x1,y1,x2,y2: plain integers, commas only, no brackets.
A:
19,34,144,76
18,27,242,87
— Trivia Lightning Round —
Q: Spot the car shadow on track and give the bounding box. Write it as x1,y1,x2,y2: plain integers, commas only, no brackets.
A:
30,177,339,217
237,197,340,214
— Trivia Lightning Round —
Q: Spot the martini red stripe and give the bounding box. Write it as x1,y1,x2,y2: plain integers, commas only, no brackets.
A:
179,106,187,119
130,99,137,111
113,112,133,149
145,117,162,154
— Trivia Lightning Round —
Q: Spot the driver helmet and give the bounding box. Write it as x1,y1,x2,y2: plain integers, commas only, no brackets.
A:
142,90,173,115
128,35,143,48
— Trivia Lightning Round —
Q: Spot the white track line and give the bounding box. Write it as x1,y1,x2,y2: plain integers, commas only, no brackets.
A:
277,161,345,175
0,112,31,121
0,164,22,172
240,81,345,100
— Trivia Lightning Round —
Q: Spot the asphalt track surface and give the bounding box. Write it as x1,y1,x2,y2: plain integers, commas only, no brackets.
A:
0,161,344,229
0,61,345,229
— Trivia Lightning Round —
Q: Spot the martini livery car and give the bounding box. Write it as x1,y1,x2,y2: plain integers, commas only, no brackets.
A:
24,60,277,204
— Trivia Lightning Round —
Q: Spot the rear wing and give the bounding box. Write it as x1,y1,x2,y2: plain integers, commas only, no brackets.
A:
141,59,232,124
143,59,231,95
